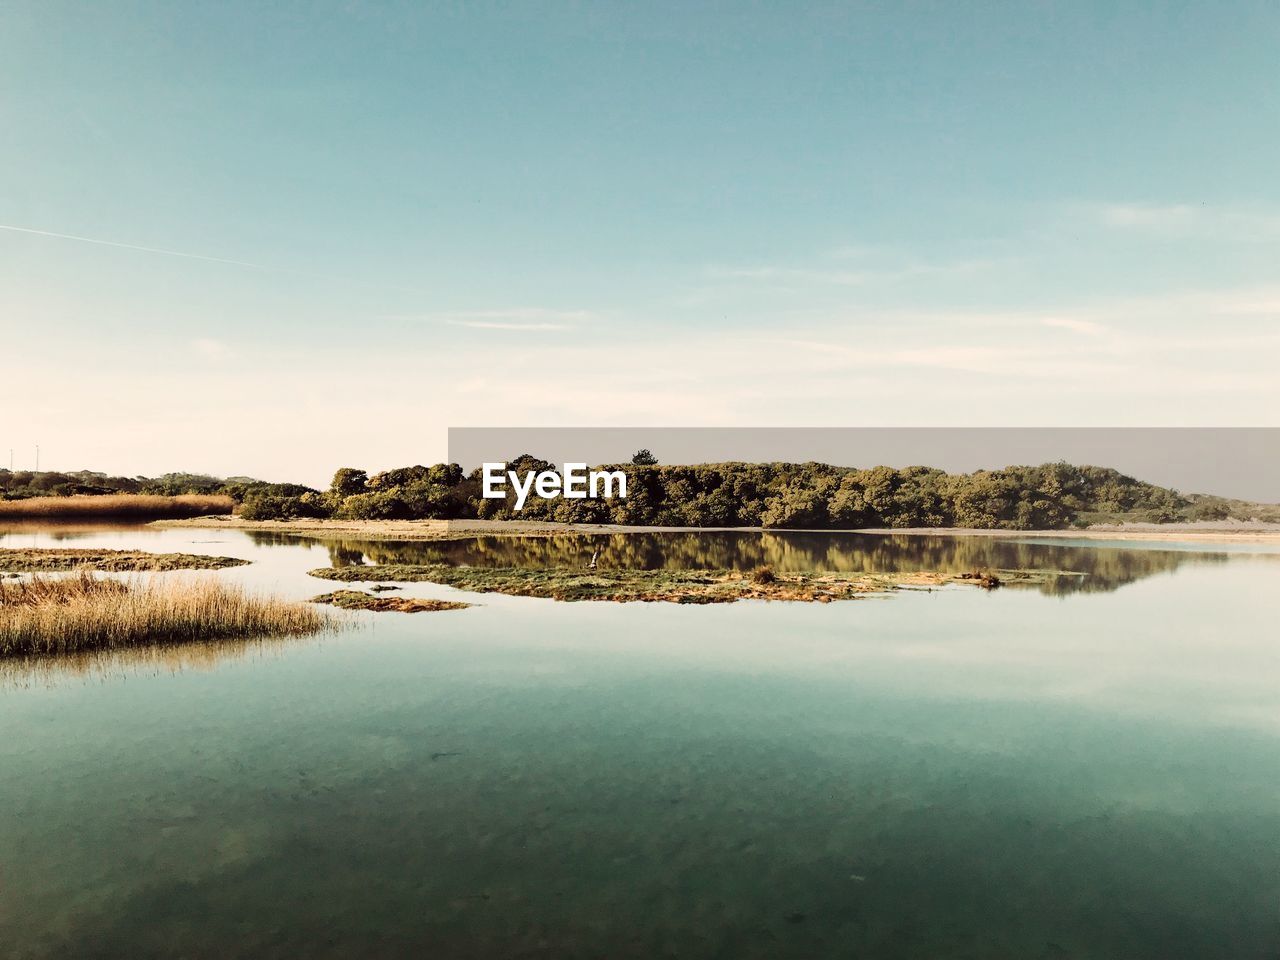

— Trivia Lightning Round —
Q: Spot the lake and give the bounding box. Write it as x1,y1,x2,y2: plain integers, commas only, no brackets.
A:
2,525,1278,958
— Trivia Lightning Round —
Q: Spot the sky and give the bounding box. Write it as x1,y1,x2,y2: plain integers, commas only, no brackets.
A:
2,1,1278,486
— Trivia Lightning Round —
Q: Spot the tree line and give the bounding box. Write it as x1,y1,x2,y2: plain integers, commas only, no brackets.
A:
5,458,1272,528
0,469,309,505
243,458,1246,528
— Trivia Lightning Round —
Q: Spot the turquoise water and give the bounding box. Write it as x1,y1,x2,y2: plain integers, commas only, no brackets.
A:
1,526,1277,958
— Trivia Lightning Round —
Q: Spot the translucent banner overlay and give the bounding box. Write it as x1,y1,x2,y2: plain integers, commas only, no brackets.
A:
449,428,1279,503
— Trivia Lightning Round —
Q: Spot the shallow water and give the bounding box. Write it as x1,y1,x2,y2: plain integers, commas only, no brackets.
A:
1,525,1278,958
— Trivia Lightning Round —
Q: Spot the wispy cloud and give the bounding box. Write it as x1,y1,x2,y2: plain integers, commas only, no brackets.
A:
772,337,1128,378
1090,203,1280,241
690,250,1009,305
16,283,1280,483
706,265,872,286
429,308,595,331
449,319,574,331
1042,317,1108,336
706,255,1002,289
0,222,431,294
0,223,273,269
448,308,595,321
192,337,232,358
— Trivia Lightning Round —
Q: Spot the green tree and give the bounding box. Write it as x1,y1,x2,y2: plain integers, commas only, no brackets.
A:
330,467,369,497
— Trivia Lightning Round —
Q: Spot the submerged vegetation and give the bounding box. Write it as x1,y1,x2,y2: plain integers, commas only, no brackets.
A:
0,548,248,572
309,563,1049,603
0,572,333,658
310,590,470,612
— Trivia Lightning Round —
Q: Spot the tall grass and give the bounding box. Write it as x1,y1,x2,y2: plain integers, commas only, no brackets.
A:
0,572,332,658
0,494,234,521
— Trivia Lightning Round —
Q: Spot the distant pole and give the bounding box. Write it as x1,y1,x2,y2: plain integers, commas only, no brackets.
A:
35,444,39,472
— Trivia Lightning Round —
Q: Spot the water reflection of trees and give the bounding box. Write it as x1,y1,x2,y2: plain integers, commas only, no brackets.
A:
0,521,150,540
304,532,1247,597
245,531,368,566
244,531,317,548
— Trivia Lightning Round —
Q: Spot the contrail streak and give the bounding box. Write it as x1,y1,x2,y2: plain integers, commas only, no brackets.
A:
0,222,432,295
0,223,271,269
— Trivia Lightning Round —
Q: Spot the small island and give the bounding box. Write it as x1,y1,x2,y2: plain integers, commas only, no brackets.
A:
1,571,333,659
308,563,1041,604
310,590,471,613
0,548,249,572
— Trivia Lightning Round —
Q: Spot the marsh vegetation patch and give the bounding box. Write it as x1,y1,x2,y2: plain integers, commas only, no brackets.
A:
0,493,235,521
1,572,333,658
308,563,1050,603
0,548,250,572
310,590,471,613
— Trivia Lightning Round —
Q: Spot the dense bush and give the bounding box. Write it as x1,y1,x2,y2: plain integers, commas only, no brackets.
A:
333,490,412,521
239,491,334,521
330,468,369,497
1,469,144,500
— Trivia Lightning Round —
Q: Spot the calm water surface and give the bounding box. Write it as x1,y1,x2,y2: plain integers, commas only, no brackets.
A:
1,526,1277,958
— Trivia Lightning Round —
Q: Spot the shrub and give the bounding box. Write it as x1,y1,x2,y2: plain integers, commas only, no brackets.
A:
334,490,411,520
239,494,331,521
330,468,369,497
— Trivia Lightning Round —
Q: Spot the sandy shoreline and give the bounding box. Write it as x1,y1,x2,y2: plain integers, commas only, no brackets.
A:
150,515,1280,545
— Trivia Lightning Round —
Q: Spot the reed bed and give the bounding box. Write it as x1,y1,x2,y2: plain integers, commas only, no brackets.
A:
0,494,234,521
0,571,333,658
0,548,248,572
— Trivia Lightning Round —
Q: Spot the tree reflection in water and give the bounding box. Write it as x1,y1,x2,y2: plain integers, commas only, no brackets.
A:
249,531,1263,598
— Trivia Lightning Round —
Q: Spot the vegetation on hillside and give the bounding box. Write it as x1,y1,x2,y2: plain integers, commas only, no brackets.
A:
260,458,1274,530
0,469,240,499
0,469,313,521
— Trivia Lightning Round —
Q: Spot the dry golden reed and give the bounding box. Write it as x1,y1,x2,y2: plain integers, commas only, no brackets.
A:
0,494,234,521
0,572,332,658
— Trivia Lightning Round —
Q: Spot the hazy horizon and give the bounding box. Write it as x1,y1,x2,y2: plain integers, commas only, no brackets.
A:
7,427,1280,504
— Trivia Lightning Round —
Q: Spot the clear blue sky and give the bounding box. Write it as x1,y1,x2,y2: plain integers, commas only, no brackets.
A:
3,2,1278,484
